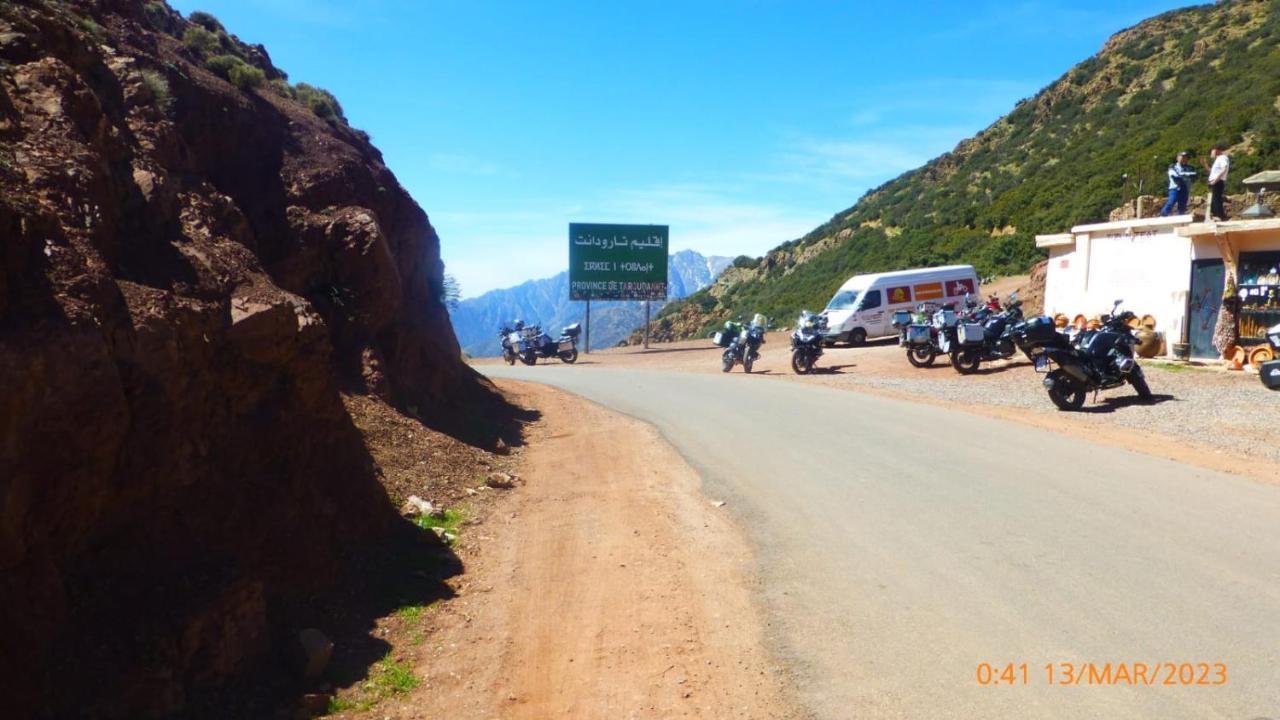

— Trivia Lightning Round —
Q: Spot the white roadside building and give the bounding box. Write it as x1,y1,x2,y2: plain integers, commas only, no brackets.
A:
1035,214,1280,360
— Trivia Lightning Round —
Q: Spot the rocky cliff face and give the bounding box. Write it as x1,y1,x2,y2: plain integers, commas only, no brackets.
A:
0,0,496,715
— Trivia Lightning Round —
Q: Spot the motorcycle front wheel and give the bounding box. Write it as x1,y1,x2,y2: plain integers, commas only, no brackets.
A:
1046,370,1086,411
558,348,578,364
721,350,734,373
951,349,980,374
907,346,936,368
743,351,754,373
503,350,516,366
791,351,811,375
520,352,537,366
1128,365,1152,398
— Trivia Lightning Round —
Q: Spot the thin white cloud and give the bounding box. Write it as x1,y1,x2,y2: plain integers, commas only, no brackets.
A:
428,153,517,178
763,77,1040,193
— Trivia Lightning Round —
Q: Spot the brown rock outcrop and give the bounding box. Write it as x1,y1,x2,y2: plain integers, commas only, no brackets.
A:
0,1,501,715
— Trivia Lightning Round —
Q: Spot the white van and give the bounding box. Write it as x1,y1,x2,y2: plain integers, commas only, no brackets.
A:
821,265,980,345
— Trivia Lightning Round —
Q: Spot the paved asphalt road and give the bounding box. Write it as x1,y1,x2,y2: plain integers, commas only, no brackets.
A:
481,364,1280,720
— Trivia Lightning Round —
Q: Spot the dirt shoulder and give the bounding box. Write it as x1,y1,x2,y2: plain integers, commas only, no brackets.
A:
341,380,794,720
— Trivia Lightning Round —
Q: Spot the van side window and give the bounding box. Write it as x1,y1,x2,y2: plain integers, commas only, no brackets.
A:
859,290,881,310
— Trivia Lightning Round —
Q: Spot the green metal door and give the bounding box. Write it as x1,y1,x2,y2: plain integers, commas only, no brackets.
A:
1188,259,1224,359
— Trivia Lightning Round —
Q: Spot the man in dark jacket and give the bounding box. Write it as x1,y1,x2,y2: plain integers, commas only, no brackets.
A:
1159,151,1196,216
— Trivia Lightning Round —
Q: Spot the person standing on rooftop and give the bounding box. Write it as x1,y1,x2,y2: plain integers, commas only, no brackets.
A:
1204,144,1230,221
1160,151,1196,216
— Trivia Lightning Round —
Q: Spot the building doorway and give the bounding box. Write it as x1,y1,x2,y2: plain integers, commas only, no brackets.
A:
1188,259,1224,359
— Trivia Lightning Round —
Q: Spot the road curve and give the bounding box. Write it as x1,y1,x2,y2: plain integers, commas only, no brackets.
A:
481,364,1280,720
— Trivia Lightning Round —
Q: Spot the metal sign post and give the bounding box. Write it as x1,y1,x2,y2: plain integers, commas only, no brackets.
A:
644,300,650,349
585,297,591,354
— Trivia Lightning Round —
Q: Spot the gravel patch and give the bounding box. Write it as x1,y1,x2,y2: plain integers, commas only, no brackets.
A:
798,345,1280,466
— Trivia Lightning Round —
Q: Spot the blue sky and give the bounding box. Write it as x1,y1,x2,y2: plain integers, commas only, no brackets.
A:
170,0,1185,298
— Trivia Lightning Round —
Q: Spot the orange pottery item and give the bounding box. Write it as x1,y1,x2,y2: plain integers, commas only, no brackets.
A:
1226,344,1246,370
1248,345,1275,367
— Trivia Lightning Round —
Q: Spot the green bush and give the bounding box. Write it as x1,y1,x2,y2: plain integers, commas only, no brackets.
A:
731,255,758,270
188,10,224,33
182,26,218,55
268,78,295,99
79,17,103,38
142,2,170,31
138,69,172,112
205,55,263,91
203,54,239,78
294,83,345,121
228,62,264,90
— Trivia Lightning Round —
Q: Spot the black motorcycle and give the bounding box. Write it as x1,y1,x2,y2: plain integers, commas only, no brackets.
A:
516,323,580,365
722,315,767,373
1012,299,1151,410
790,311,827,374
950,294,1024,374
1259,322,1280,391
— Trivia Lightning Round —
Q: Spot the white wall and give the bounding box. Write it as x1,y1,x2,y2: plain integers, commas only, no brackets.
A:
1042,227,1192,355
1043,244,1081,318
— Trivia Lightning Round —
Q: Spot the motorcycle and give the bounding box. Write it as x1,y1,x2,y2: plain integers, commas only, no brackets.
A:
894,302,967,368
1012,299,1151,410
498,323,519,365
790,311,828,374
1260,322,1280,391
950,293,1024,374
515,322,580,365
721,314,767,373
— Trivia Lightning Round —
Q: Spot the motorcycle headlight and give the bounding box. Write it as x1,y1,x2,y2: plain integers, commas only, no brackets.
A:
1116,356,1135,374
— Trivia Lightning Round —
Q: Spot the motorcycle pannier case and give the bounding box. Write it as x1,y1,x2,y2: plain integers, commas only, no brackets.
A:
958,322,985,346
562,323,581,338
892,310,912,328
906,325,932,346
1018,316,1059,346
712,331,733,348
1261,359,1280,390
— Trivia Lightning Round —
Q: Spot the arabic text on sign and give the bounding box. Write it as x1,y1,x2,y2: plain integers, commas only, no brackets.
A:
571,234,667,250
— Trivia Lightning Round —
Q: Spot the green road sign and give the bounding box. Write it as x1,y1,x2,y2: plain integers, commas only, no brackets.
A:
568,223,669,301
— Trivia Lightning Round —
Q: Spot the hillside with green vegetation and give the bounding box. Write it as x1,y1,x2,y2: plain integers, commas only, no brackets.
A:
659,0,1280,337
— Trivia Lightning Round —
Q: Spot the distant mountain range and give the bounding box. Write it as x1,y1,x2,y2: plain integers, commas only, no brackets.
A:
451,250,733,357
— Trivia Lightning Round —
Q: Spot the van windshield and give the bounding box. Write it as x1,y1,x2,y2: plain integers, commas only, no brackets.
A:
826,289,862,311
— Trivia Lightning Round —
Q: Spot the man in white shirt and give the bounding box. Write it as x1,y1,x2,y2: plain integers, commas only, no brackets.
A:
1204,145,1230,221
